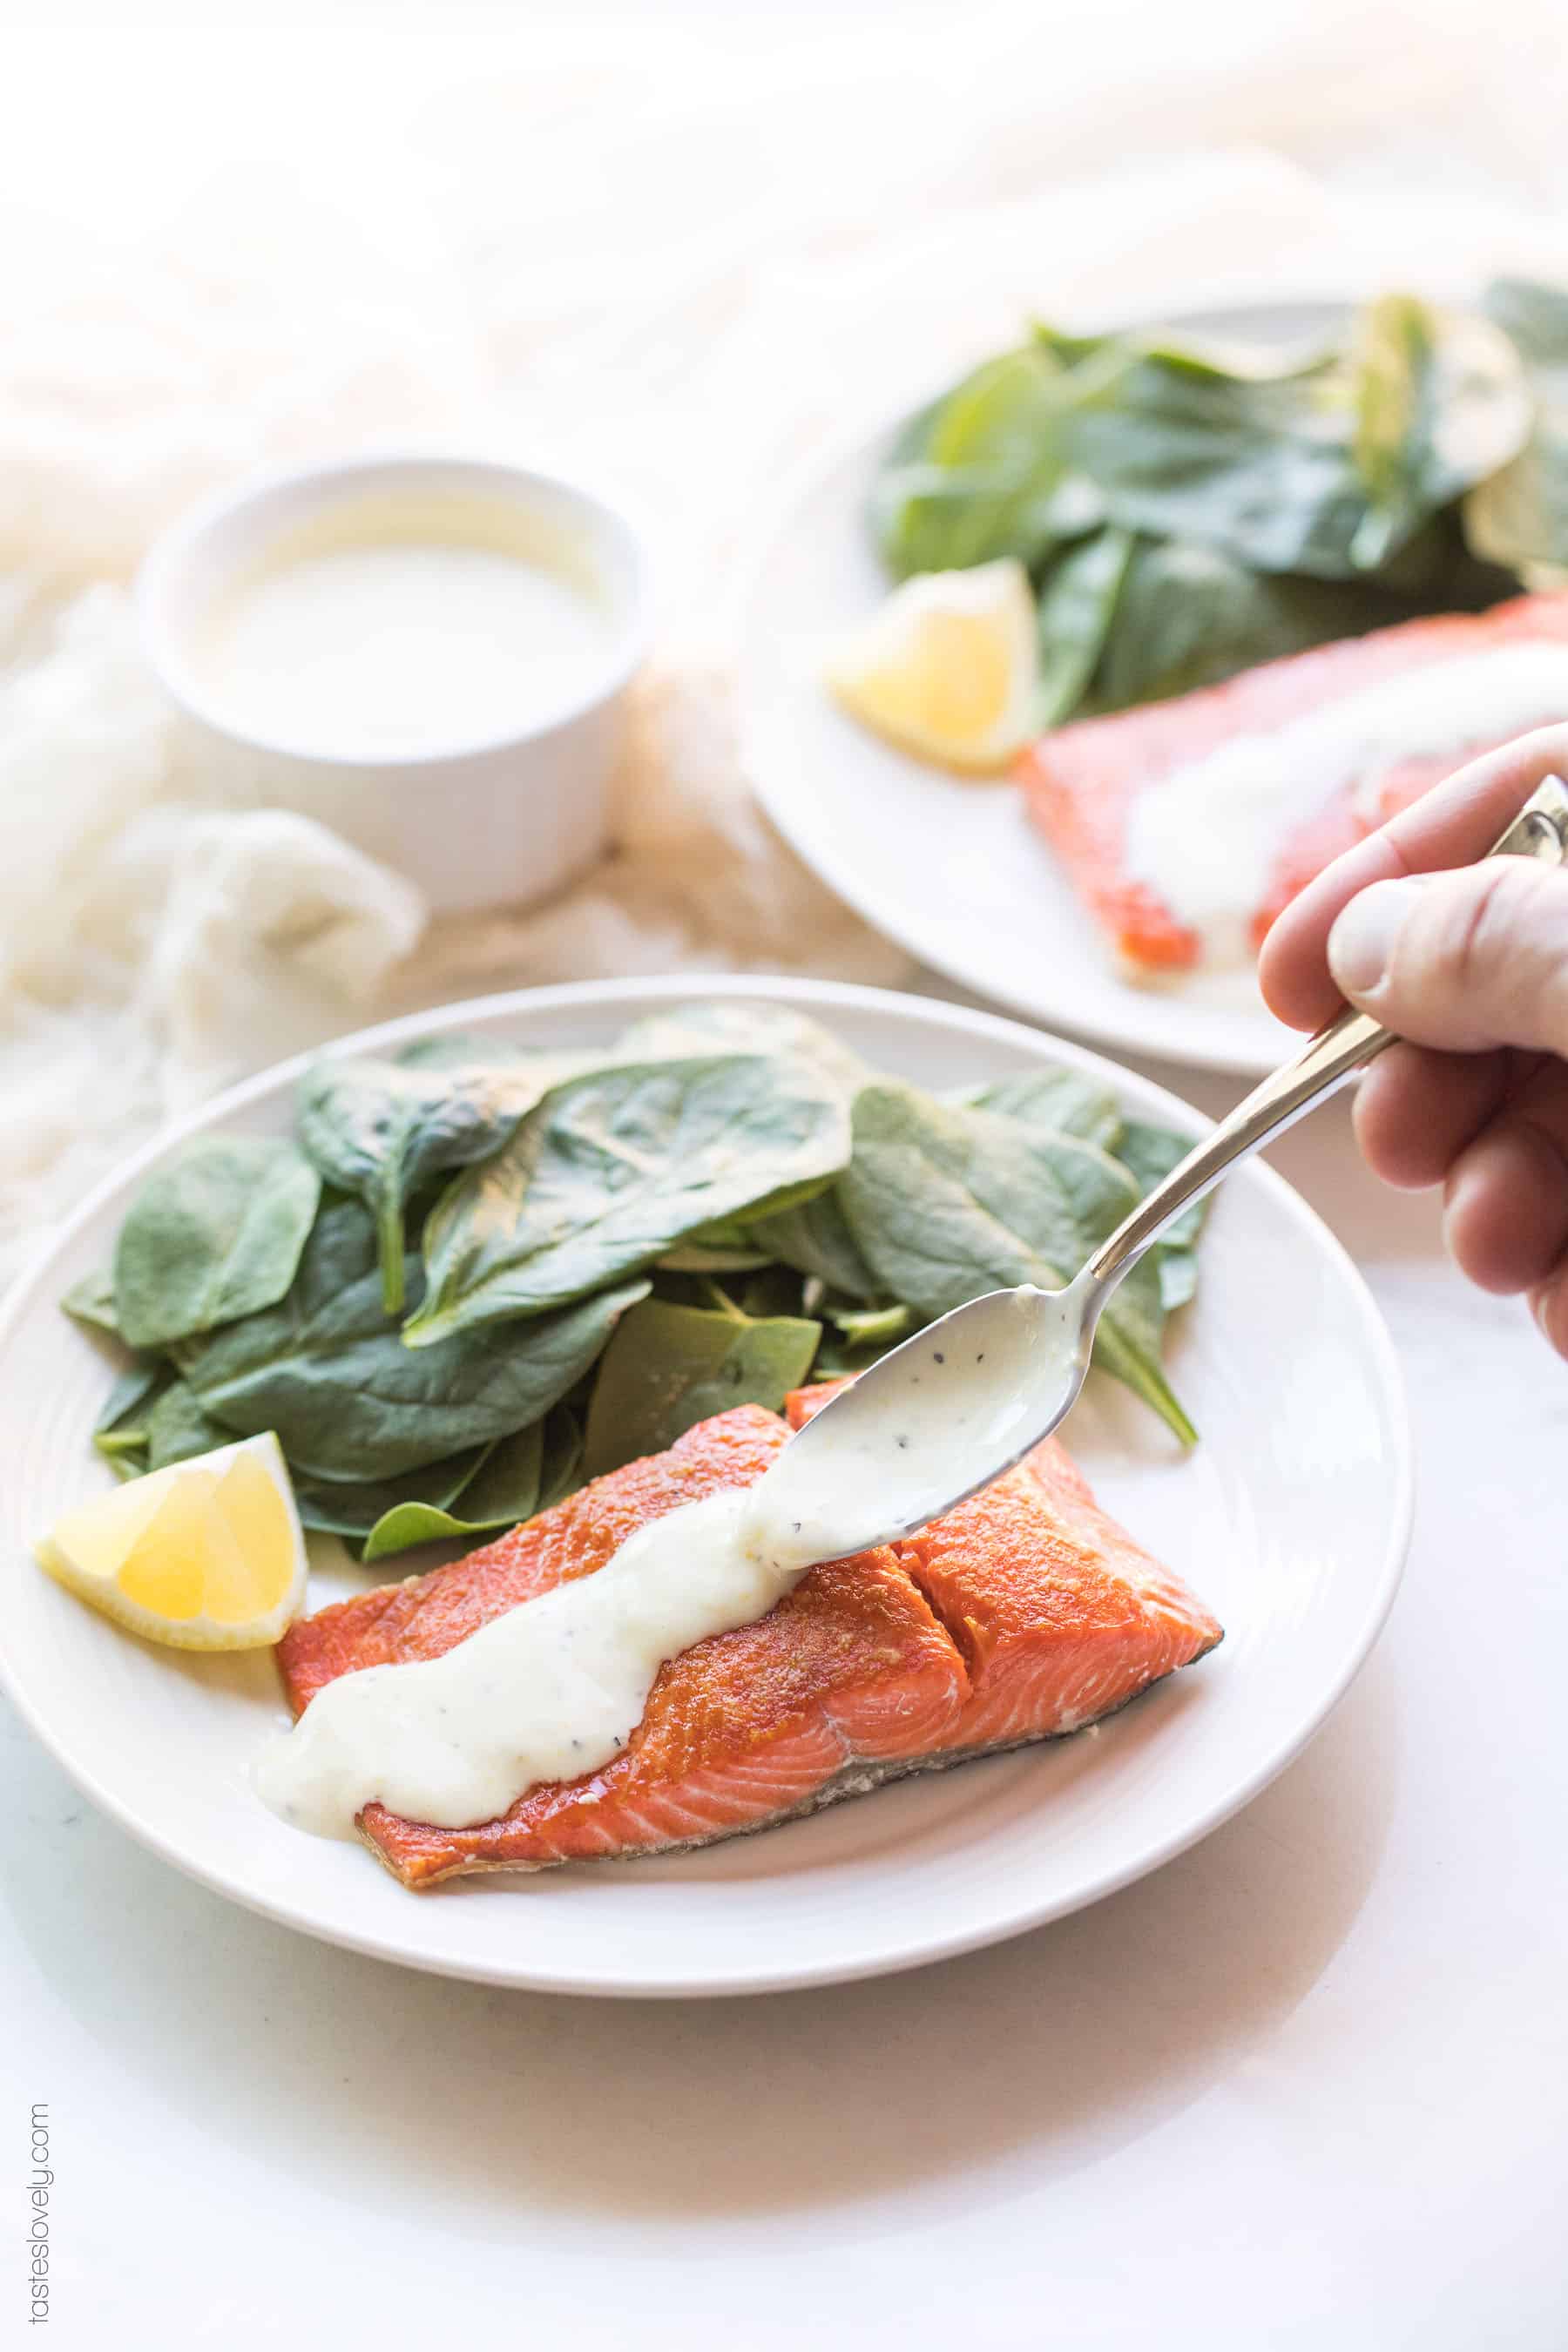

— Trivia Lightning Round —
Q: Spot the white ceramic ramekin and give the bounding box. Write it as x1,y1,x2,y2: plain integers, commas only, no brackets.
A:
137,453,650,915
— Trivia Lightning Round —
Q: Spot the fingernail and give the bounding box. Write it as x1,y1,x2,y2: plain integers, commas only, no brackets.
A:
1531,1285,1562,1353
1328,878,1425,997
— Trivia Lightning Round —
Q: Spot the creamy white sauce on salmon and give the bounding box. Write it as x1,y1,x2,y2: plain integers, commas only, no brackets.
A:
255,1290,1062,1841
1125,641,1568,962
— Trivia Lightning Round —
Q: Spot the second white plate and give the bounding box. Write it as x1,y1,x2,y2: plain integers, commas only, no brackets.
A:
738,303,1355,1077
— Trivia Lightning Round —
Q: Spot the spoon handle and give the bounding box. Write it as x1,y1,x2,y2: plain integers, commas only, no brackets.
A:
1085,772,1568,1294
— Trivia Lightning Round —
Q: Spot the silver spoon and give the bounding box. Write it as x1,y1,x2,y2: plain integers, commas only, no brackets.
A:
770,774,1568,1559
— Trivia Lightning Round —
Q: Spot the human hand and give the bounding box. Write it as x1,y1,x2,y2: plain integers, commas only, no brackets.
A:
1257,725,1568,1359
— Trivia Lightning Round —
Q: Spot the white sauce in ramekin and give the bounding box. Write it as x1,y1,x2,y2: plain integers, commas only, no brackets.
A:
193,497,611,758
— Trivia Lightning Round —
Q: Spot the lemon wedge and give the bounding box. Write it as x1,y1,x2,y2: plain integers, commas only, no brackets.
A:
825,558,1040,773
36,1433,307,1651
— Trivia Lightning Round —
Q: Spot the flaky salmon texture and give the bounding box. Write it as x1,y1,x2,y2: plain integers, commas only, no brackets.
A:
1019,589,1568,978
276,1389,1222,1889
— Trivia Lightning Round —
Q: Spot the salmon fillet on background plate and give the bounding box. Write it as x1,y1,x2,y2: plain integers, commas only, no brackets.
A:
278,1393,1221,1889
1018,589,1568,980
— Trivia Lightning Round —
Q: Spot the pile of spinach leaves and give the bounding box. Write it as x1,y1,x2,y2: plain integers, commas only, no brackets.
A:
869,282,1568,727
68,1004,1210,1561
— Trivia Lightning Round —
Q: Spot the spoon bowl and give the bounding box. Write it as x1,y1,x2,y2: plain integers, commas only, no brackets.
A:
757,1279,1096,1563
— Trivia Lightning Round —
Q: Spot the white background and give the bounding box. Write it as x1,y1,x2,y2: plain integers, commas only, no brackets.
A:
3,7,1567,2347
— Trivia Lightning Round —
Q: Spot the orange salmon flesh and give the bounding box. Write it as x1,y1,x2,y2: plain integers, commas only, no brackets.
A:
1017,590,1568,976
276,1394,1222,1888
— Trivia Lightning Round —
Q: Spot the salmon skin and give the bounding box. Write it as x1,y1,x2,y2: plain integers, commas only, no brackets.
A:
1017,590,1568,977
277,1396,1221,1889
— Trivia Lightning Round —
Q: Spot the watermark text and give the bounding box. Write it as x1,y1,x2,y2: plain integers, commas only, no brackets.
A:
27,2104,51,2326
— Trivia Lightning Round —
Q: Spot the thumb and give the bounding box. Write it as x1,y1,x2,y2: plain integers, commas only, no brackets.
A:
1326,859,1568,1054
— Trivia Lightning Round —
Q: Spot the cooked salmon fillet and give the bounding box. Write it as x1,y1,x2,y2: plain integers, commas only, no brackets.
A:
277,1397,1221,1888
785,1383,1220,1755
1018,589,1568,977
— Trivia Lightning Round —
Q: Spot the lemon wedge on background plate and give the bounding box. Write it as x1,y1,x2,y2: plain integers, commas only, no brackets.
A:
824,557,1040,774
36,1432,307,1651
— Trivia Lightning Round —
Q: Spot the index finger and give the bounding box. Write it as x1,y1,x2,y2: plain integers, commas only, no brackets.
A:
1256,722,1568,1031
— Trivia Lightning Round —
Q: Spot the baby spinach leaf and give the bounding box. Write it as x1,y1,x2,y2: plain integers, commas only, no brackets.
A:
664,1174,841,1262
841,1083,1098,1308
1151,1250,1199,1314
1044,318,1335,386
583,1298,821,1477
294,1446,490,1543
735,1264,810,1321
113,1137,321,1352
1483,276,1568,359
395,1035,588,1082
93,1361,233,1477
98,1447,149,1484
94,1355,168,1436
615,1002,869,1098
180,1199,651,1479
869,347,1096,581
537,1403,585,1512
296,1402,585,1557
838,1083,1194,1443
63,1267,120,1335
91,1356,174,1474
872,466,1094,585
359,1421,549,1562
297,1053,551,1315
449,1420,550,1527
749,1186,881,1301
1112,1119,1211,1313
145,1380,234,1470
1466,278,1568,584
1062,351,1375,581
408,1055,851,1347
926,346,1074,468
658,1240,775,1274
1088,538,1410,712
1035,525,1135,726
957,1067,1124,1152
1113,1119,1203,1229
1360,503,1519,607
822,1298,914,1348
1083,1314,1196,1443
1349,295,1529,570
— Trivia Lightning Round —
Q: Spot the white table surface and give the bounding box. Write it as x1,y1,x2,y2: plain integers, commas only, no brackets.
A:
4,1036,1565,2352
6,6,1568,2341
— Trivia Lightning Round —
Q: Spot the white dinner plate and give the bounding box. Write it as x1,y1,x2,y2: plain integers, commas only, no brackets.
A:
738,301,1354,1078
0,977,1409,1997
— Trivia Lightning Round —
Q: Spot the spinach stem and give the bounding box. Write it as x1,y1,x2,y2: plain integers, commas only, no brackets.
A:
376,1203,407,1318
698,1276,747,1324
